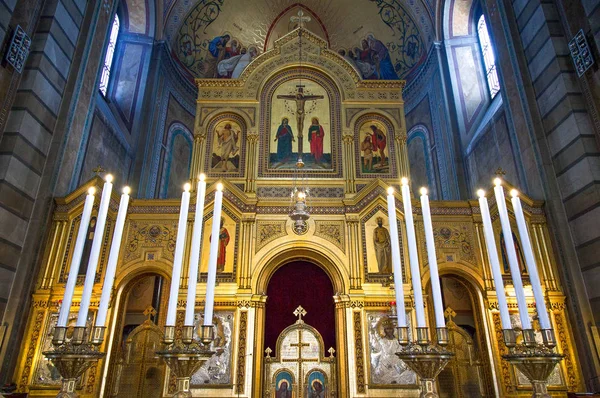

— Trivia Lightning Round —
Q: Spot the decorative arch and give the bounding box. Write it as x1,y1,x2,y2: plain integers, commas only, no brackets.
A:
254,242,348,295
264,3,330,50
407,124,436,198
160,122,193,198
203,112,248,178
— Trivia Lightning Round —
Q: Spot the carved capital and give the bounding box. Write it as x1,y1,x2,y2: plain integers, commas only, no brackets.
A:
342,133,354,144
247,132,259,143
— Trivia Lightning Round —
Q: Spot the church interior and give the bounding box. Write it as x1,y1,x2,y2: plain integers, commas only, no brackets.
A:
0,0,600,396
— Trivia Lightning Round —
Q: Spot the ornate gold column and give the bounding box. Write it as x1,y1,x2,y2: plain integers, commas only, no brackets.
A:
346,215,361,289
245,132,259,194
238,214,255,289
251,295,267,398
532,224,558,291
189,130,206,181
334,296,350,396
41,220,68,289
474,222,494,291
342,133,356,194
395,134,410,179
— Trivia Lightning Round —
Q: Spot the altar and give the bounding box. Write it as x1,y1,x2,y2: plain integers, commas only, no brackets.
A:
11,26,584,398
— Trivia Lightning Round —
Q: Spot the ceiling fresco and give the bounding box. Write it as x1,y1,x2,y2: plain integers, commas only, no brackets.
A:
164,0,434,82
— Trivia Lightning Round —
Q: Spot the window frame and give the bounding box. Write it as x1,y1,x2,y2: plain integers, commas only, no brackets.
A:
99,13,121,97
476,13,500,99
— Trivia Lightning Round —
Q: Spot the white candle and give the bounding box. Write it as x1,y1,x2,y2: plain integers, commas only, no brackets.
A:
204,183,224,326
95,186,131,328
185,175,207,326
510,190,551,330
386,187,407,327
493,179,531,330
478,190,511,329
57,187,96,327
400,178,426,328
420,188,445,328
165,183,191,327
77,175,113,327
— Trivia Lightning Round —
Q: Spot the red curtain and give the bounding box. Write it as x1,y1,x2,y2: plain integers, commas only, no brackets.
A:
264,261,336,354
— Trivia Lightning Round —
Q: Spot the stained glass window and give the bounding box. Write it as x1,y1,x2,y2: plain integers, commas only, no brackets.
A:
477,15,500,98
99,14,120,96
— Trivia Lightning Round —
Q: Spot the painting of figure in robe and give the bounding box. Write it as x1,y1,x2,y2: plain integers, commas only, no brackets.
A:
269,79,331,170
201,213,236,274
359,121,389,174
306,371,326,398
274,371,293,398
365,213,398,275
337,34,400,80
211,120,242,172
368,313,416,385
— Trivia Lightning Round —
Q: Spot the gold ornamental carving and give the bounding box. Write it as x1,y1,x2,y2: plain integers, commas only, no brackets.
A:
124,221,178,263
235,311,248,394
492,312,513,394
314,221,345,251
19,310,45,391
554,311,578,391
353,312,366,393
255,221,287,252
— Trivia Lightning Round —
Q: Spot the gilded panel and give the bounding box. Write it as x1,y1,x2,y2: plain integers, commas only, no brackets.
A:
366,311,416,386
124,221,178,263
256,221,288,253
198,207,239,283
191,311,235,386
361,205,406,285
314,220,344,251
204,113,247,178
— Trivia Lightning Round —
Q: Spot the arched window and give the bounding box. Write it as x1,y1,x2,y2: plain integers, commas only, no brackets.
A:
477,14,500,98
99,14,120,96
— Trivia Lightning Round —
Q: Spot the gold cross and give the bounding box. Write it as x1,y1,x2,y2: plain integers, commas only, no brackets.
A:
92,165,106,174
495,167,506,176
444,307,456,323
290,9,311,28
294,305,307,322
143,306,157,320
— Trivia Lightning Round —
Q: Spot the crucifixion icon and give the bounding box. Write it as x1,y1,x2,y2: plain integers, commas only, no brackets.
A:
277,86,324,166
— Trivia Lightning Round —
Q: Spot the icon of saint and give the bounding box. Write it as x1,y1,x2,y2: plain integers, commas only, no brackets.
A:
373,217,392,274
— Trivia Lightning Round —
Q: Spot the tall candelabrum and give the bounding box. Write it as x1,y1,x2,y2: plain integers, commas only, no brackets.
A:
44,175,221,398
44,175,129,398
479,179,563,398
155,177,222,397
387,182,454,398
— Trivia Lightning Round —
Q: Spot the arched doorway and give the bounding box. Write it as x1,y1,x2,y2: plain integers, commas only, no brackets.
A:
105,273,168,397
434,274,495,397
264,261,336,353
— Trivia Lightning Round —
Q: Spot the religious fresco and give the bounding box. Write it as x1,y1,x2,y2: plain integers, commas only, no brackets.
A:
33,312,93,386
200,212,236,274
269,80,331,170
367,312,416,385
176,25,260,79
358,120,390,174
191,311,234,385
274,370,294,397
167,1,432,82
305,370,327,397
210,119,242,172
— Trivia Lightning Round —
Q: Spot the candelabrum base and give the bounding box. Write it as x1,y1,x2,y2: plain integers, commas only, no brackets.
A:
396,343,454,398
43,343,105,398
156,343,214,398
502,345,564,398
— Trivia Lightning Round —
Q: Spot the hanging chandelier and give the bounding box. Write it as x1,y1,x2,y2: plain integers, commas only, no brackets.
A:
288,4,311,235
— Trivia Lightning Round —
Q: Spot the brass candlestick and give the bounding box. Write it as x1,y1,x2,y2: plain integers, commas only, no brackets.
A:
43,327,106,398
396,327,454,398
502,328,563,398
156,325,215,397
